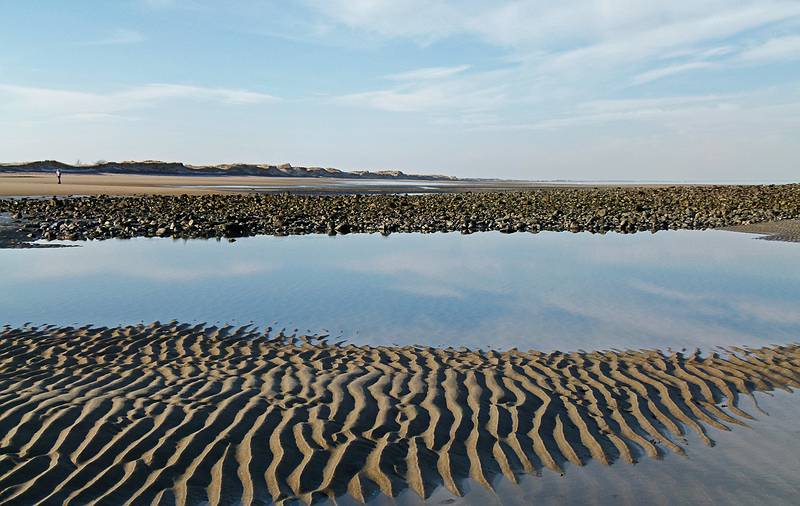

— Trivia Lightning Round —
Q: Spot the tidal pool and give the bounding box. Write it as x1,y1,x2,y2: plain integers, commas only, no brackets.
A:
2,229,798,351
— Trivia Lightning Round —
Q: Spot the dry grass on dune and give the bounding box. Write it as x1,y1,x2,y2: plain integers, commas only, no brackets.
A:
0,323,798,504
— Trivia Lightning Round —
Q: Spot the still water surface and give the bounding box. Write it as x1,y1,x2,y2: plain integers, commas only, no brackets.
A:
2,229,798,351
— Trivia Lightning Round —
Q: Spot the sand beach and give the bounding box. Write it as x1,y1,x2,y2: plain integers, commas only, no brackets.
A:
0,322,798,504
0,173,565,197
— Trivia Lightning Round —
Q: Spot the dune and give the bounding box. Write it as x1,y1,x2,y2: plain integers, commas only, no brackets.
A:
0,322,798,504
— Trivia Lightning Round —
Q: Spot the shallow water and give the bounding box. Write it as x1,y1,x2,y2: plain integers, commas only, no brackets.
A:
360,391,800,506
377,390,800,506
1,229,799,351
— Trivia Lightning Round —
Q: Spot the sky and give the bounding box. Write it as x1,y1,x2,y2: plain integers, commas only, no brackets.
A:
1,1,798,180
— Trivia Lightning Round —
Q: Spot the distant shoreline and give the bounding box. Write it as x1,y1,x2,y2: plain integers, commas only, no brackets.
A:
0,160,459,181
0,172,591,197
2,171,796,199
2,161,794,188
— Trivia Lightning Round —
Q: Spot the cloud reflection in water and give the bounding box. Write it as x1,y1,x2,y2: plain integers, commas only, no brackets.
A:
1,230,798,351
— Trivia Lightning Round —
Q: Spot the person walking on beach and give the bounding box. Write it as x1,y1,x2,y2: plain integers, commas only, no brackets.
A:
56,168,62,184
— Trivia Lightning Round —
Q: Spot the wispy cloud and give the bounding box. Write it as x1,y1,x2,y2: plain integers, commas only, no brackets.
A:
577,94,734,115
632,61,717,85
490,94,739,131
535,4,800,75
0,83,280,120
308,1,800,53
739,35,800,62
76,28,145,46
384,65,471,81
119,84,279,105
318,1,800,122
336,76,506,113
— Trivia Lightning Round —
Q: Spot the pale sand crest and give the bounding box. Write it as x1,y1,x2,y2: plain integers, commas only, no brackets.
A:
0,323,798,504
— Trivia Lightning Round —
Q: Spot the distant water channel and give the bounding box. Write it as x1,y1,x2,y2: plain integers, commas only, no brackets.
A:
3,229,799,352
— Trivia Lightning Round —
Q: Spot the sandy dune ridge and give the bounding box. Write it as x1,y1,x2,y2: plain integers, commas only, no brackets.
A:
0,322,798,504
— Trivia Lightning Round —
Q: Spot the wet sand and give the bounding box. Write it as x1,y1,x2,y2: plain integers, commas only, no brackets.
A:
1,322,798,504
723,219,800,243
0,173,573,197
0,173,346,196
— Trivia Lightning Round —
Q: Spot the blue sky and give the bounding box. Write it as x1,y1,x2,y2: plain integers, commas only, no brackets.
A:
1,1,798,180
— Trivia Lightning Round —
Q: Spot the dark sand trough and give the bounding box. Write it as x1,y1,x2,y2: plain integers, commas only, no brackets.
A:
0,323,798,504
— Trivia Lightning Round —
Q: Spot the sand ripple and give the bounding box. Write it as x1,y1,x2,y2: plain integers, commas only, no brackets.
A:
0,323,798,504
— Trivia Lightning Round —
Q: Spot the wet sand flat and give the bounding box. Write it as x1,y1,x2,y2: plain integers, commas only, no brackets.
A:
0,173,361,196
723,219,800,243
0,173,581,197
1,322,798,504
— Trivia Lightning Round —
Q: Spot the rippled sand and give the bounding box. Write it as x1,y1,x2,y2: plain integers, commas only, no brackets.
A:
724,219,800,243
0,322,798,504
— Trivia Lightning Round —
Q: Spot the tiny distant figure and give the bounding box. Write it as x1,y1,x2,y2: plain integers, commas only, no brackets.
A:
56,169,62,184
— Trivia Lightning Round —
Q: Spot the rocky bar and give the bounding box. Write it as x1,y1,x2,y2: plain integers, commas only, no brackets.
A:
1,184,799,242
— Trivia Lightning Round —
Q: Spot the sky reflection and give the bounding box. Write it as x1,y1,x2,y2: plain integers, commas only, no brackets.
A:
2,230,799,351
